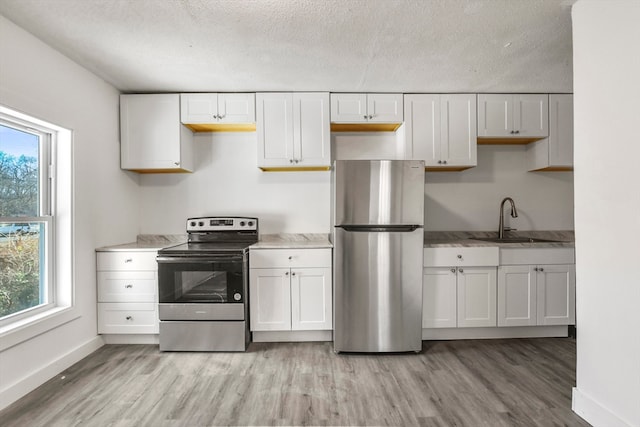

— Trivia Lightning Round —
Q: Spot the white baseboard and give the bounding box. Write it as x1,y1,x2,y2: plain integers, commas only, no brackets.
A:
572,387,632,427
252,330,332,342
422,325,568,340
101,334,159,345
0,335,104,411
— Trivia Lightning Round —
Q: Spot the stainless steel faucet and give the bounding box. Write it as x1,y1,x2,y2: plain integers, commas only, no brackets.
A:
498,197,518,239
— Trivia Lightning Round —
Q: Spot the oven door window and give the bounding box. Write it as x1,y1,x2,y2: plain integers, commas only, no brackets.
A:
158,258,244,303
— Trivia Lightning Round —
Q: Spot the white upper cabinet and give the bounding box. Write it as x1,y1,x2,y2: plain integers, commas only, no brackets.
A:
330,93,403,131
404,94,477,171
120,94,194,173
527,94,574,171
180,93,256,131
477,94,549,142
256,92,330,171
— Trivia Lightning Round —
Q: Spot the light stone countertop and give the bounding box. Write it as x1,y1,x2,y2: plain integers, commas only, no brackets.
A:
423,230,575,248
95,235,186,252
250,233,332,249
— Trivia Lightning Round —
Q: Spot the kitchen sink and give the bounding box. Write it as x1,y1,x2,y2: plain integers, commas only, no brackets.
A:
471,237,560,244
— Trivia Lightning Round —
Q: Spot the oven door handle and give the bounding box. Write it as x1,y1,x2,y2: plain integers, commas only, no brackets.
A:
156,255,243,263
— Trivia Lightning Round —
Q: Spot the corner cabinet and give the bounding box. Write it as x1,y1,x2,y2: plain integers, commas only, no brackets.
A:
120,94,194,173
256,92,331,171
423,247,499,328
330,93,403,131
180,93,256,132
477,94,549,143
96,250,159,334
249,248,332,332
527,94,574,171
404,94,477,171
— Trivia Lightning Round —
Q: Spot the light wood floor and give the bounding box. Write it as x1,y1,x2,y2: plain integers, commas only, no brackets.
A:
0,338,591,426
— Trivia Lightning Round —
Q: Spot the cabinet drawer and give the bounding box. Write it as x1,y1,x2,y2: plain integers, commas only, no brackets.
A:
500,248,575,265
97,303,158,334
97,251,157,271
97,271,157,303
250,248,332,269
424,247,499,267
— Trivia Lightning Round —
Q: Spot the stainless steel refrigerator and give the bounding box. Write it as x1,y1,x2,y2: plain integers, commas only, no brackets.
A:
332,159,425,353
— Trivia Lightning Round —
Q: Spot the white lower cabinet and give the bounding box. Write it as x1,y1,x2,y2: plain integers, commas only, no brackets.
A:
423,266,497,328
423,247,499,329
249,248,332,332
96,250,159,334
498,254,576,326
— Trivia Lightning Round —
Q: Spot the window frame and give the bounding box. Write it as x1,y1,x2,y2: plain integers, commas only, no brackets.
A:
0,109,66,332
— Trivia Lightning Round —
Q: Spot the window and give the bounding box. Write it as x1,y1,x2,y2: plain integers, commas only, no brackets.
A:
0,115,54,325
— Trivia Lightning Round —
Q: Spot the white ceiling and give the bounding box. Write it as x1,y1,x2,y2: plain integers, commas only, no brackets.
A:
0,0,576,93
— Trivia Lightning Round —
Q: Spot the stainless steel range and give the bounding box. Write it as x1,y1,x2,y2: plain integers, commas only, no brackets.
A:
157,216,258,351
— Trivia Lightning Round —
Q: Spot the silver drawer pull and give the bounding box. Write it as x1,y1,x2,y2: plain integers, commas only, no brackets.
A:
125,316,133,321
124,258,133,263
125,284,133,289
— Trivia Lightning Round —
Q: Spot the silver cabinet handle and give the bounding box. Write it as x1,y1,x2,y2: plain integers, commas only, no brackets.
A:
539,267,544,272
443,160,447,164
515,130,520,134
174,162,180,166
288,256,293,260
285,271,289,276
289,159,294,163
218,114,225,119
291,272,296,276
368,115,373,119
457,254,462,259
450,268,456,273
459,268,464,273
438,160,442,164
363,115,368,119
125,316,133,320
213,114,219,119
125,284,133,289
534,267,539,272
294,159,299,164
124,258,133,263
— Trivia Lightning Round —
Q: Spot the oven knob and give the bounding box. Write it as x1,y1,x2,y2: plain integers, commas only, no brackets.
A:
233,293,242,301
240,221,246,227
198,221,204,226
248,221,254,227
190,221,196,227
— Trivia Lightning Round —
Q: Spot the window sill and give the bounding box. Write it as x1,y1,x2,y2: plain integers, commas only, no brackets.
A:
0,306,79,351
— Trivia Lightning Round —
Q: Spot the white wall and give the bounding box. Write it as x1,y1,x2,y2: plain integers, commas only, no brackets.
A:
139,133,574,234
0,15,140,408
139,132,331,234
425,145,574,231
571,1,640,427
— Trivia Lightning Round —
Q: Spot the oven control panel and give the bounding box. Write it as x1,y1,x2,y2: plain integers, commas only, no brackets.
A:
186,217,258,232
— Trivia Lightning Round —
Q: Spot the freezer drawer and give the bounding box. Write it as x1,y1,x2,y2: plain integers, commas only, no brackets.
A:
333,227,423,352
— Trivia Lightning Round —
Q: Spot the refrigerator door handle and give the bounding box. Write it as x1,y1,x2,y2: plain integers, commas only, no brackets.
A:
338,225,421,233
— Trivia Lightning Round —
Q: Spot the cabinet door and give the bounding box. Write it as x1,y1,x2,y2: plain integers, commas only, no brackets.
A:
536,264,575,325
367,94,403,122
457,267,497,327
330,93,368,122
404,94,441,166
441,94,477,167
548,94,573,167
218,93,255,123
180,93,218,123
477,94,512,137
514,94,548,138
120,94,189,171
497,265,536,327
293,93,330,167
256,93,294,167
422,267,457,328
290,267,332,330
249,268,291,331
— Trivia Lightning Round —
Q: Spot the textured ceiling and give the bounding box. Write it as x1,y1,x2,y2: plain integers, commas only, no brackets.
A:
0,0,576,93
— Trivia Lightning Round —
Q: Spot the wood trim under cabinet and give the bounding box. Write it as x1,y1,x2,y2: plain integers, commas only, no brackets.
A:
184,123,257,132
